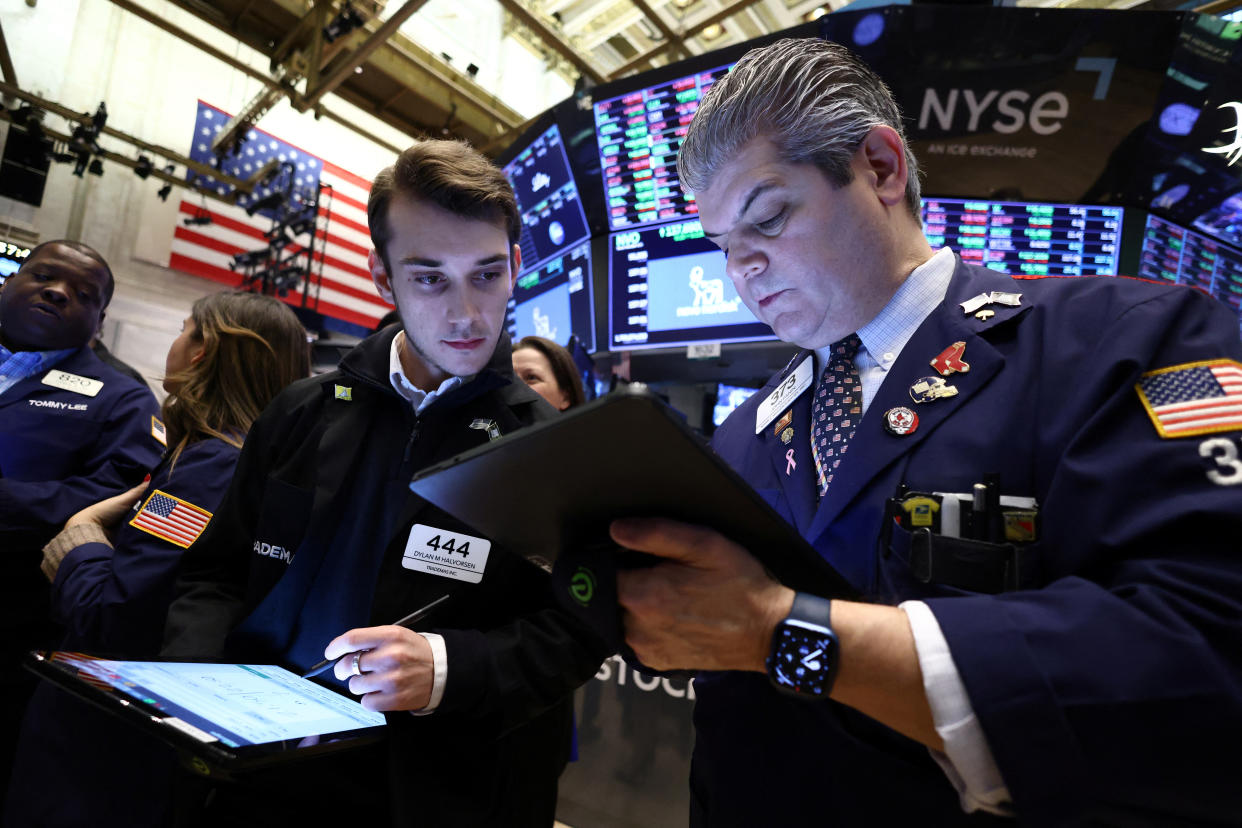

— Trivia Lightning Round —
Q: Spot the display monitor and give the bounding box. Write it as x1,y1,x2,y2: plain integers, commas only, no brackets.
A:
1138,213,1242,320
0,239,31,287
507,240,595,351
713,384,759,427
594,63,731,231
502,123,591,271
608,219,774,351
921,198,1124,277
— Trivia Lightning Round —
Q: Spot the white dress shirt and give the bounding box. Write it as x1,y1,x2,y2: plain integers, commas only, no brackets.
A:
813,247,1014,816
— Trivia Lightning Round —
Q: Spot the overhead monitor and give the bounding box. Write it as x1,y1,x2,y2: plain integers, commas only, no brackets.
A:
921,198,1124,277
593,63,731,231
1138,213,1242,321
506,240,596,351
713,384,759,427
502,123,591,272
0,239,31,287
608,219,774,351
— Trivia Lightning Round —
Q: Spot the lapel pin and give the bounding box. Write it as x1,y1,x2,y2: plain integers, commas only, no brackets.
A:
961,293,992,315
773,409,793,436
931,341,970,376
991,291,1022,307
785,448,797,476
883,406,919,436
910,376,959,404
334,384,353,401
469,418,502,441
780,426,794,444
975,309,995,321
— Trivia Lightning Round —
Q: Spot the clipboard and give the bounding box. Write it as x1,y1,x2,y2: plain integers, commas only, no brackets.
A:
25,651,386,774
407,385,857,646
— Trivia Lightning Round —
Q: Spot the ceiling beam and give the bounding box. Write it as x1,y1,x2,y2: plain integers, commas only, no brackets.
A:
630,0,688,60
299,0,431,109
0,21,17,88
0,80,255,197
495,0,608,84
610,0,765,78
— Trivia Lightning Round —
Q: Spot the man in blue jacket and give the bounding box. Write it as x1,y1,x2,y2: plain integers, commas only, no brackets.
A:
0,240,161,791
615,38,1242,825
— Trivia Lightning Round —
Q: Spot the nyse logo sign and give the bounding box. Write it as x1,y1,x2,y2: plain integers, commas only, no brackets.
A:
916,57,1116,138
919,89,1069,136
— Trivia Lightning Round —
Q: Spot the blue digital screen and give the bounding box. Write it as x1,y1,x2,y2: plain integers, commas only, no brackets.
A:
1139,213,1242,335
506,241,595,350
713,384,758,427
608,220,774,350
921,198,1124,277
502,124,591,271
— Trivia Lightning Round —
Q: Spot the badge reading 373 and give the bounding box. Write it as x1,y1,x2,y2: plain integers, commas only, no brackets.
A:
402,523,491,583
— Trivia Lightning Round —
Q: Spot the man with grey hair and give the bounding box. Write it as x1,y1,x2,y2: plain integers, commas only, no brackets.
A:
614,38,1242,825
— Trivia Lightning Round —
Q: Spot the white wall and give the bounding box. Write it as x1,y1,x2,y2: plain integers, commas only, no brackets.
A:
0,0,433,384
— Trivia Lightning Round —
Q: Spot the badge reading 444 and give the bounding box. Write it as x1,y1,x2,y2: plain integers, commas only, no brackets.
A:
402,523,491,584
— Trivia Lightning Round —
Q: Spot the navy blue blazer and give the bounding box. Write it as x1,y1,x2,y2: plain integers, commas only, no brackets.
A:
698,257,1242,826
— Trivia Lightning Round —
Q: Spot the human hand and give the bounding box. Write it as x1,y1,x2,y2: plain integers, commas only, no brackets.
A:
612,517,795,673
327,625,435,712
65,480,150,530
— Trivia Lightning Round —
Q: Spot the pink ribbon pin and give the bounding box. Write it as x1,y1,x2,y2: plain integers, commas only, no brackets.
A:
785,448,796,475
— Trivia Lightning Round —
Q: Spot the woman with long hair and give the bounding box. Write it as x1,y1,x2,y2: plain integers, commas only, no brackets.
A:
4,291,308,828
512,335,587,411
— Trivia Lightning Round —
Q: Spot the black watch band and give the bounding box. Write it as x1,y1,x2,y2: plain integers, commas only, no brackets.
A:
766,592,838,699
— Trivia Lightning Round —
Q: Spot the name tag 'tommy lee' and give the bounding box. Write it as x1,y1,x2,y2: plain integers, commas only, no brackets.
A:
402,523,491,584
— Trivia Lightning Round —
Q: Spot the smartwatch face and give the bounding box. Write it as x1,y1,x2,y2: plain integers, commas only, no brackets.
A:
771,621,835,697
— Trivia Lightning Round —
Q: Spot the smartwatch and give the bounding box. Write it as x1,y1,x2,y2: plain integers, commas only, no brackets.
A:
766,592,838,699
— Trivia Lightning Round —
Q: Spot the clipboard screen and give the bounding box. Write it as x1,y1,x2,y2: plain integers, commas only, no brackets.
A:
28,651,385,769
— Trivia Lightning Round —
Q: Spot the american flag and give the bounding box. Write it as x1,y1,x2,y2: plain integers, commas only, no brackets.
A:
170,101,391,331
129,490,213,549
1136,360,1242,438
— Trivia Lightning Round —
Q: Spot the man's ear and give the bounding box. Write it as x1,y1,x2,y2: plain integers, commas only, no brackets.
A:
859,125,909,209
369,249,394,303
509,243,521,296
95,309,107,340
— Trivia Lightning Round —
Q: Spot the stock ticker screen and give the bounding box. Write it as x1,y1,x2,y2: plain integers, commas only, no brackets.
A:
607,219,774,350
921,199,1124,277
502,124,591,271
594,64,731,231
506,241,596,351
1139,214,1242,320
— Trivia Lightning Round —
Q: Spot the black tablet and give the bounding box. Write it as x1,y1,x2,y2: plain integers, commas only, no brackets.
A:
407,385,857,616
26,651,386,773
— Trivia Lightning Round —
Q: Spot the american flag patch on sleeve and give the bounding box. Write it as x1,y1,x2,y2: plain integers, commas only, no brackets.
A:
129,490,213,548
1135,359,1242,438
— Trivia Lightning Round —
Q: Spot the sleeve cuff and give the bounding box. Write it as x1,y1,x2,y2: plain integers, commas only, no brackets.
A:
899,600,1015,817
409,632,447,716
42,522,112,569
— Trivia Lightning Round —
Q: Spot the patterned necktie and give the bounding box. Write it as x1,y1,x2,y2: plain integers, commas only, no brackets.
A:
811,333,863,498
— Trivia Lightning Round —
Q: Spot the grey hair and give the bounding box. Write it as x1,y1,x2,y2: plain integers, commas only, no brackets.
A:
678,38,922,220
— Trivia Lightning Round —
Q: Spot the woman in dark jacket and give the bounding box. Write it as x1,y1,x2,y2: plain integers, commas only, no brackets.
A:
4,291,309,828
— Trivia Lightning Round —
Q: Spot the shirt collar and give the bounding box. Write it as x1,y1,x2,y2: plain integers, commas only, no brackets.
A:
388,331,467,416
814,246,955,372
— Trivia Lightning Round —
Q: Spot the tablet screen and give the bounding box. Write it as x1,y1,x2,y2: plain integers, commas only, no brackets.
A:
45,652,385,748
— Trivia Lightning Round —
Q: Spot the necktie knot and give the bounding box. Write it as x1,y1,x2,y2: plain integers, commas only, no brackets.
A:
830,333,862,364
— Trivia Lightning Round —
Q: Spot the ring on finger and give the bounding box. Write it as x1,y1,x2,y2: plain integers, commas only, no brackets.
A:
351,650,364,677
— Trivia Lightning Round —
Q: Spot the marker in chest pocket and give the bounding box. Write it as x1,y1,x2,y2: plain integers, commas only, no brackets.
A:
402,523,491,583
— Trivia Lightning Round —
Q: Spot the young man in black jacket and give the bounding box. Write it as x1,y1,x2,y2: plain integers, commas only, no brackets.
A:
164,140,611,826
